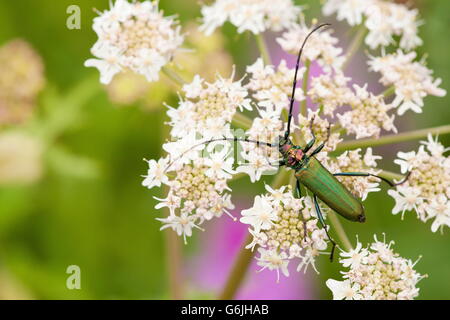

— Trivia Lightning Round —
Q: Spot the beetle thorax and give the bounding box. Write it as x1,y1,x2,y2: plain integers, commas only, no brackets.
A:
280,143,305,168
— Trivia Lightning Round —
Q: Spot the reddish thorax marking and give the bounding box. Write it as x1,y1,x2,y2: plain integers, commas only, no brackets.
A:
282,144,304,167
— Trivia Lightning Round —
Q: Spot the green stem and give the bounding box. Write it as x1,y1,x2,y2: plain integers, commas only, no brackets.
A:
336,125,450,151
229,172,247,182
300,59,311,117
382,86,395,97
255,34,271,65
342,27,367,70
165,225,184,299
328,211,353,252
162,65,187,86
380,170,403,182
232,112,253,130
218,232,255,300
218,168,291,300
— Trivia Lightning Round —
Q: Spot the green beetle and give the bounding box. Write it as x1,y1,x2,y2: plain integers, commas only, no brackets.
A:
159,23,410,260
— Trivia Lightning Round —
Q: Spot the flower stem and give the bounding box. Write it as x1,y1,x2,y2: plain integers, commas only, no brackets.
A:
165,226,184,299
218,168,291,300
219,232,255,300
335,125,450,151
162,65,187,86
343,26,367,70
380,170,403,182
300,59,311,117
382,86,395,97
255,34,271,65
328,211,353,252
232,112,253,130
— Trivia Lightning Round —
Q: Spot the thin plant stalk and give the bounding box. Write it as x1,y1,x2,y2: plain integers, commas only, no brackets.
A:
162,65,187,86
232,112,254,130
342,26,367,70
382,86,395,97
300,59,311,117
336,125,450,151
165,225,184,299
218,232,256,300
255,34,271,65
328,211,353,252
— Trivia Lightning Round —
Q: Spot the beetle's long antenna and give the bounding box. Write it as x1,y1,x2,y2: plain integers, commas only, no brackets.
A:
285,23,331,139
161,137,277,175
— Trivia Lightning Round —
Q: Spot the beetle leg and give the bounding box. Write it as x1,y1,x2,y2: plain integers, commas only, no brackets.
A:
303,115,316,153
313,194,336,262
307,123,331,158
309,142,325,158
333,171,411,187
294,180,308,241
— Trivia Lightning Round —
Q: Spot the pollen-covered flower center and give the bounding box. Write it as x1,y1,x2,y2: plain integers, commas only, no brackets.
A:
408,156,447,199
169,163,231,219
193,88,237,124
332,149,380,199
116,13,173,59
348,253,416,299
173,165,216,205
265,205,306,251
332,237,425,300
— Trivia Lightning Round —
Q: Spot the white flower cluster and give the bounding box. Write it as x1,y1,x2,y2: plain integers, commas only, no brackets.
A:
369,51,446,115
298,111,342,154
241,186,330,281
236,109,283,183
200,0,301,35
323,0,422,50
85,0,183,84
328,148,382,200
235,58,306,182
388,135,450,233
323,0,446,116
307,72,353,117
167,74,251,140
245,58,303,114
337,84,396,139
326,235,425,300
142,146,236,243
277,21,398,140
277,21,344,71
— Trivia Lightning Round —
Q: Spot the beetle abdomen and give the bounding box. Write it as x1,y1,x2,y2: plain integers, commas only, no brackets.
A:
295,157,365,223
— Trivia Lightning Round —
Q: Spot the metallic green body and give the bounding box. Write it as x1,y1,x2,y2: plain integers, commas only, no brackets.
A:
295,157,365,222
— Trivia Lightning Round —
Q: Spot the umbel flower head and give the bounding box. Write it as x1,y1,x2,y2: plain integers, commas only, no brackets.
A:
200,0,301,35
0,39,45,125
241,186,330,281
326,235,425,300
245,58,304,114
388,135,450,233
85,0,184,84
277,19,344,72
167,72,251,140
337,84,396,139
142,146,236,243
323,0,422,50
369,50,446,115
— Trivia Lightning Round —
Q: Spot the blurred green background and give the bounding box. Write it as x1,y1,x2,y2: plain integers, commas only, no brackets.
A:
0,0,448,299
